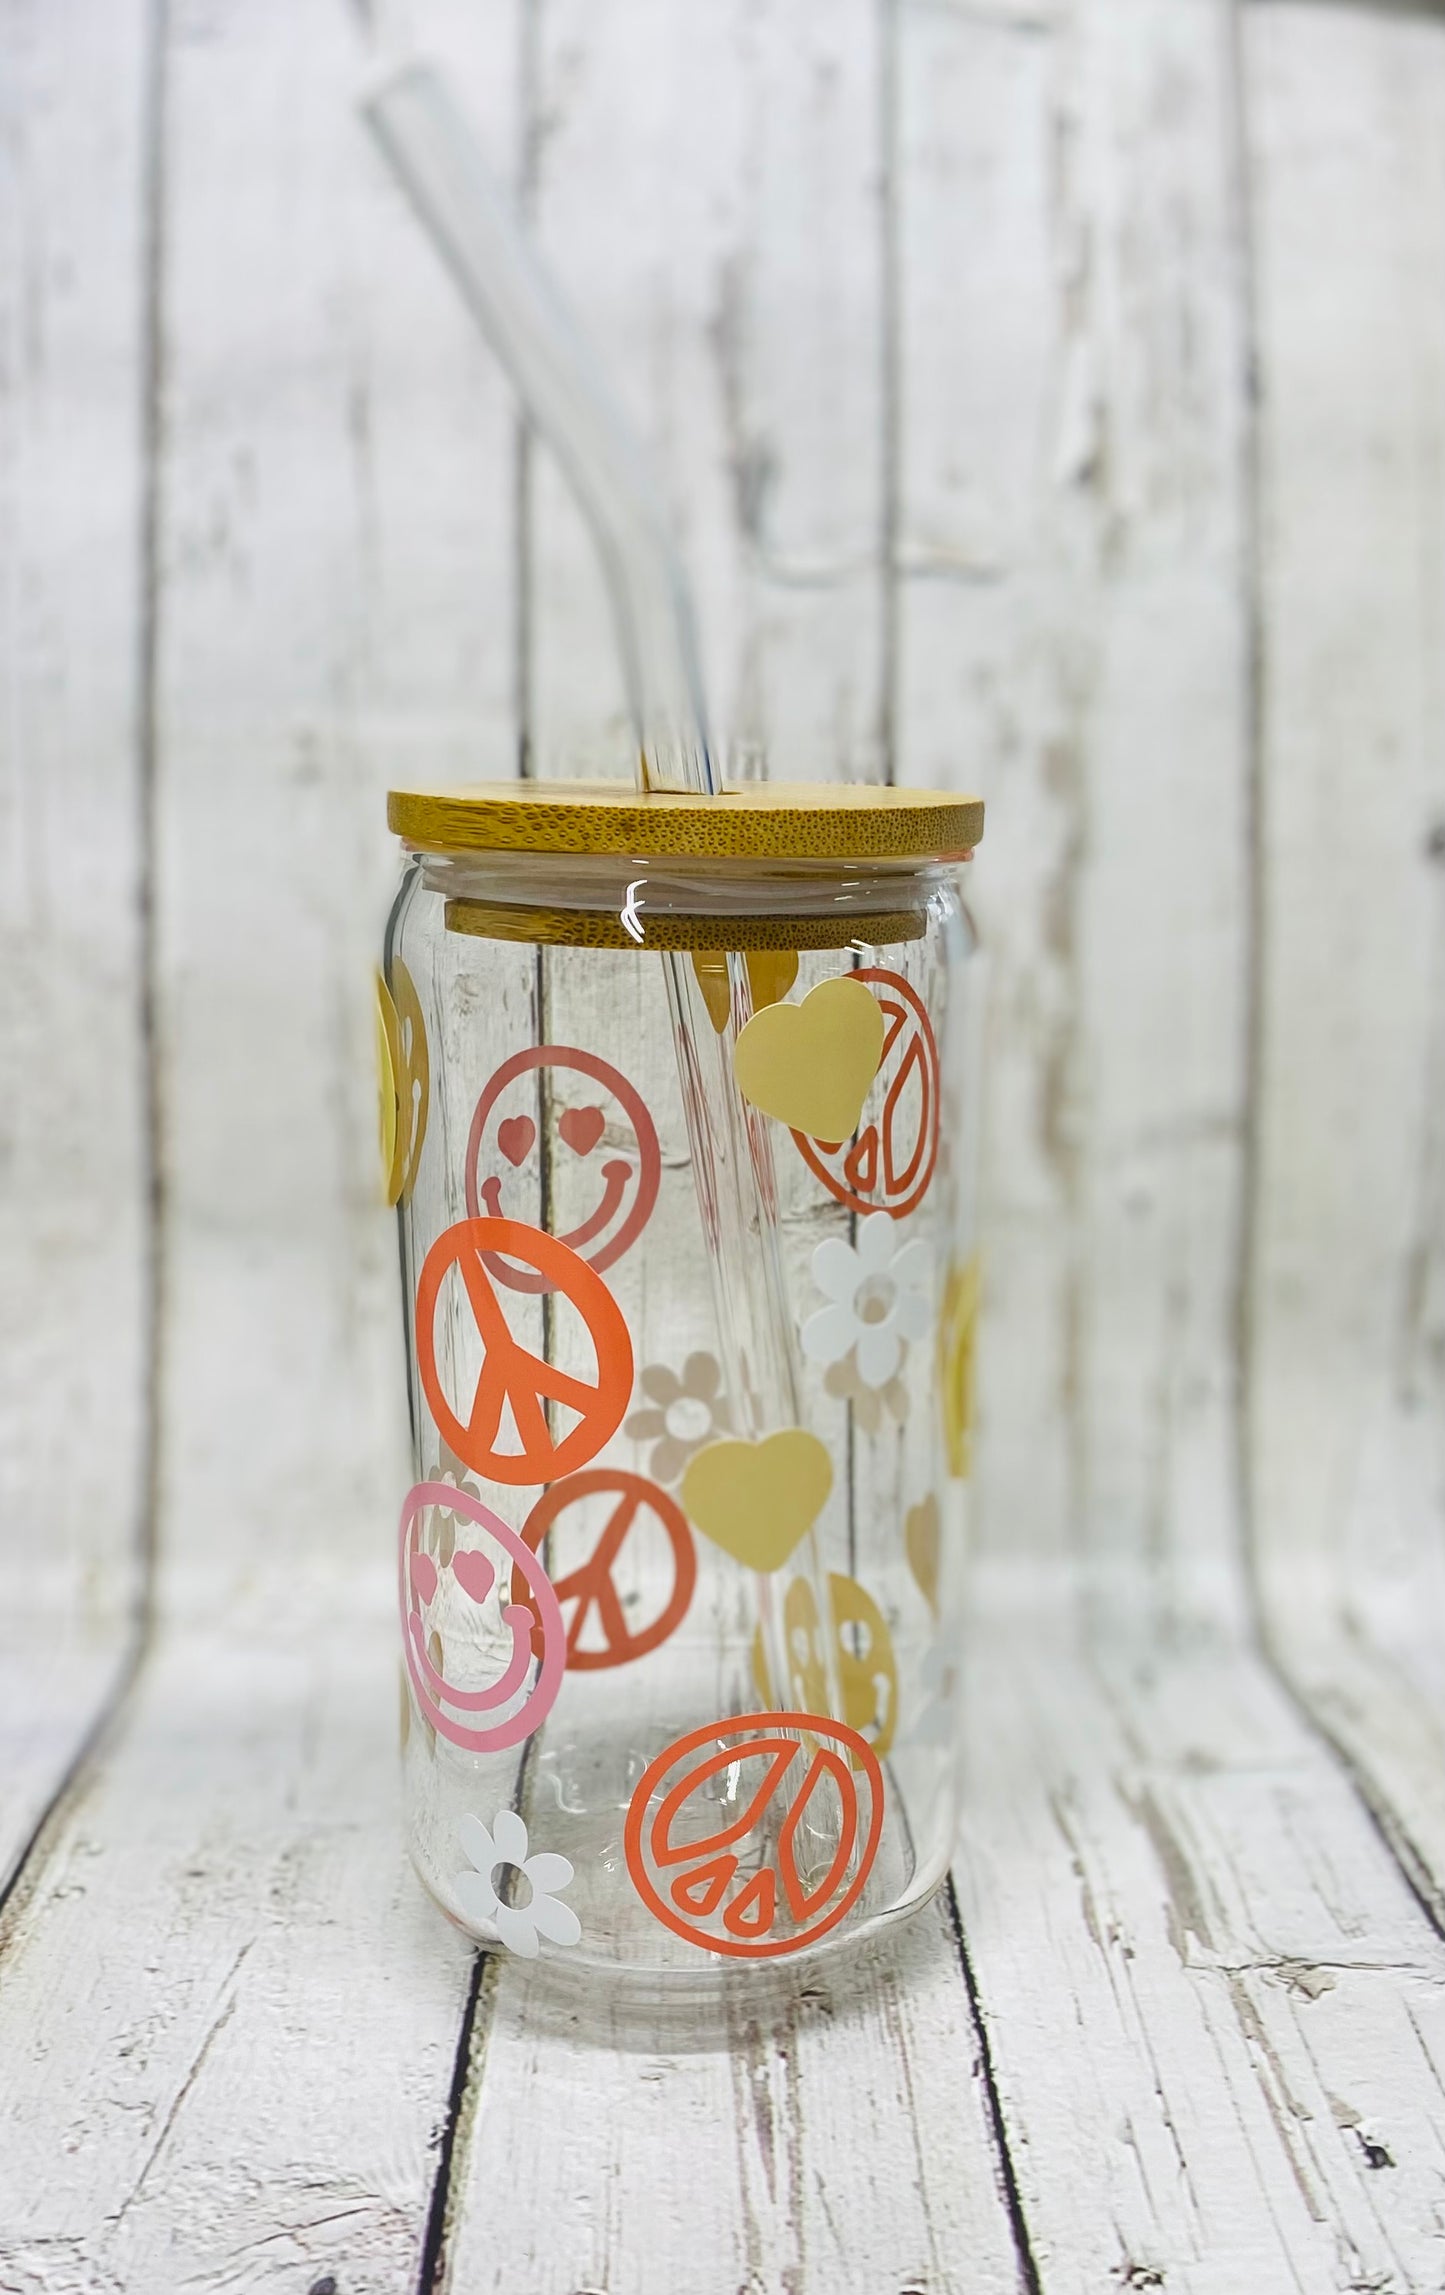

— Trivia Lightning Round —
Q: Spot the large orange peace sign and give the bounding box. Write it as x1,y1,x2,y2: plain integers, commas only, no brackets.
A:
624,1711,884,1958
415,1216,633,1486
510,1468,696,1671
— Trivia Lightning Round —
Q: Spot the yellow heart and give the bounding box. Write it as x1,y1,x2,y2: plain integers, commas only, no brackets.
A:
680,1429,833,1575
731,975,885,1140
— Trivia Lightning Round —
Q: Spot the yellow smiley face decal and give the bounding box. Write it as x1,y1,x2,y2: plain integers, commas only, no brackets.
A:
938,1254,979,1479
376,959,430,1206
751,1571,898,1758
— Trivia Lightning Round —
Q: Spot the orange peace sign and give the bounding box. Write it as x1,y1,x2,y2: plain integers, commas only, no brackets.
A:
624,1711,884,1958
794,968,939,1220
510,1468,697,1671
415,1216,633,1486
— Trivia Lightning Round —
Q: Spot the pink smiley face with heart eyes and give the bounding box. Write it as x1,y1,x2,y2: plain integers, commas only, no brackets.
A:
464,1047,661,1297
399,1481,566,1753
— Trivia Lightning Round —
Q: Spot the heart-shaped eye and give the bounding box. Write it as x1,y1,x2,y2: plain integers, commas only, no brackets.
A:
451,1547,497,1604
410,1552,438,1607
497,1115,536,1167
558,1105,606,1157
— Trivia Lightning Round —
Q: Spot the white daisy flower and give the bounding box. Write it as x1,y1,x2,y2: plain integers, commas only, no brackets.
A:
801,1213,933,1390
454,1808,581,1959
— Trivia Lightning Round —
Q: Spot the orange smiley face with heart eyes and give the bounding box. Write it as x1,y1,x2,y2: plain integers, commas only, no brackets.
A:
465,1047,662,1296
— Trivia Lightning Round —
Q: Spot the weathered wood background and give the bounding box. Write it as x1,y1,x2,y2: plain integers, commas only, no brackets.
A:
3,0,1445,2288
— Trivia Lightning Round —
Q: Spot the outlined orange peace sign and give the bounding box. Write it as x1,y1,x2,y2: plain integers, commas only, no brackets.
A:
415,1216,633,1486
624,1711,884,1958
510,1468,696,1671
794,968,939,1220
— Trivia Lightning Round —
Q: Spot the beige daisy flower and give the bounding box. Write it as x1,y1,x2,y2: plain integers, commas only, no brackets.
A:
422,1438,482,1568
625,1351,732,1485
824,1352,909,1436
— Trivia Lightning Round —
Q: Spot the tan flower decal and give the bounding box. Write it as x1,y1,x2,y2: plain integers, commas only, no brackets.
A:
421,1437,482,1568
823,1353,909,1436
625,1352,732,1485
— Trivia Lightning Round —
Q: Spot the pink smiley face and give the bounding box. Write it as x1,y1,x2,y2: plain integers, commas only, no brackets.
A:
464,1047,661,1296
399,1482,566,1753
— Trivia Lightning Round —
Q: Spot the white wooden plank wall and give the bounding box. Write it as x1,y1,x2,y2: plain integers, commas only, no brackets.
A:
3,1,1445,2291
900,0,1252,1624
0,1,152,1890
1244,0,1445,1928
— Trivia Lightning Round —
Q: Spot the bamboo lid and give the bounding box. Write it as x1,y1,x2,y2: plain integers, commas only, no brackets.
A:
387,779,982,863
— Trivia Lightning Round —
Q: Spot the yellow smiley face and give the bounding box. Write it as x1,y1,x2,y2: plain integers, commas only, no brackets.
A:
376,959,430,1206
750,1571,898,1758
938,1255,979,1479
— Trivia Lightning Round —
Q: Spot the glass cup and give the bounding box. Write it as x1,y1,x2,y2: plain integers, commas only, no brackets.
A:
379,780,983,1990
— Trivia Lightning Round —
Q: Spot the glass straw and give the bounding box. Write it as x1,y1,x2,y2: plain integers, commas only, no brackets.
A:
364,64,843,1728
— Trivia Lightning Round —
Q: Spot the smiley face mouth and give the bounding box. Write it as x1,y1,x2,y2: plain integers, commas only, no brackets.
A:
479,1158,633,1291
408,1598,537,1712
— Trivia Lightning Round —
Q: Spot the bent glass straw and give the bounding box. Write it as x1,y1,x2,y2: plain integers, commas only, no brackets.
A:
364,64,844,1730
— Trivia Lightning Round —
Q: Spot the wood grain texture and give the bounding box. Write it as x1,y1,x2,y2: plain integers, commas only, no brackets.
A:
897,0,1252,1621
149,0,521,1618
0,2,523,2282
443,1903,1024,2295
524,0,891,787
1244,1,1445,1918
0,1619,473,2294
960,1603,1445,2295
0,0,153,1883
7,0,1445,2289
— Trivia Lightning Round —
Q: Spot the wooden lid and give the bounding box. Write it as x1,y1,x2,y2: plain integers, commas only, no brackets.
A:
387,779,982,862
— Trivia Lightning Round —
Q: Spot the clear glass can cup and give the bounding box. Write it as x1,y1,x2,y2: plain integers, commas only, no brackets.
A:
379,779,984,1991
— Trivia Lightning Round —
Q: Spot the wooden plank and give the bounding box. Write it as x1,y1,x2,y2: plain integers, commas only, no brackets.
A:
959,1600,1445,2294
0,1620,474,2292
151,0,521,1615
0,0,524,2278
1243,3,1445,1906
523,0,737,779
0,0,153,1878
714,0,892,782
443,1901,1024,2295
896,0,1252,1618
437,1607,1445,2295
525,0,890,784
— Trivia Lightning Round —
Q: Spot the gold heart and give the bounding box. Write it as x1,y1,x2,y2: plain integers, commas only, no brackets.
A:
680,1429,833,1575
731,975,885,1140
